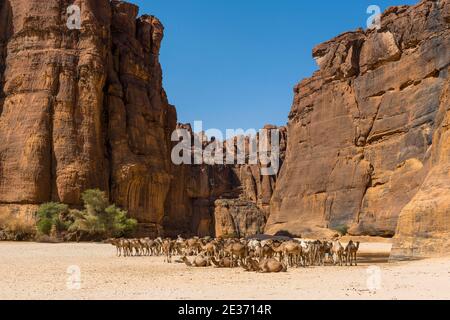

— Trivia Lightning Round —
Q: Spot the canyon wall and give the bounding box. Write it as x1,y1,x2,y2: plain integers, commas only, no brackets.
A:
0,0,286,238
266,0,450,257
1,0,448,255
164,124,287,238
0,0,175,236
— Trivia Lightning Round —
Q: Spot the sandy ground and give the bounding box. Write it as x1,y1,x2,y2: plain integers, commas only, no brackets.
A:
1,241,449,300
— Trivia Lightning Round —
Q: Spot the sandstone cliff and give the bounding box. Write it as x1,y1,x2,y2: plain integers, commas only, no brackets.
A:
1,0,448,255
164,124,287,238
0,0,286,239
0,0,175,236
266,0,450,257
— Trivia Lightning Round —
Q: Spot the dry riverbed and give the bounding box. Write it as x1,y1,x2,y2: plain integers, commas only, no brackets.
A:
1,241,449,300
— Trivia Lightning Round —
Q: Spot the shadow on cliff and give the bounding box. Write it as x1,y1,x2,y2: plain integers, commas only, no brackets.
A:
0,0,13,117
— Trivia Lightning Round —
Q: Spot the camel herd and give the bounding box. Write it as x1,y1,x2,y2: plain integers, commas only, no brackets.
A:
107,236,361,273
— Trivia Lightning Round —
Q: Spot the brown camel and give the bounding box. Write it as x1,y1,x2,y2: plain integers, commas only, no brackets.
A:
106,238,124,257
162,240,174,263
242,257,287,273
200,241,217,258
181,255,210,267
345,240,360,266
224,242,248,267
282,241,302,267
271,242,285,262
210,256,233,268
186,238,201,256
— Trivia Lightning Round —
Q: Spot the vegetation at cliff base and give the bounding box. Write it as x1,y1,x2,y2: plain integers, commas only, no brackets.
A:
35,189,137,241
36,202,69,236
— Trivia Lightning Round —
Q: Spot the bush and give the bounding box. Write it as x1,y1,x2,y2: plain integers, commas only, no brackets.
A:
106,205,138,237
36,218,53,236
36,202,69,236
68,189,137,239
334,224,349,236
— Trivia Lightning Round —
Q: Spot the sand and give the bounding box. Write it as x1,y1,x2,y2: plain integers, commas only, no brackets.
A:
0,241,449,300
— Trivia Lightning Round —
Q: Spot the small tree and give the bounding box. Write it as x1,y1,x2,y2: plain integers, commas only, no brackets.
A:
68,189,137,239
36,202,69,236
334,224,349,236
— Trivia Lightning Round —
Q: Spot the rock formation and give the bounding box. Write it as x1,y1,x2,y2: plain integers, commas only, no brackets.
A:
1,0,448,258
214,199,266,238
0,0,287,239
266,0,449,258
0,0,175,236
164,124,287,238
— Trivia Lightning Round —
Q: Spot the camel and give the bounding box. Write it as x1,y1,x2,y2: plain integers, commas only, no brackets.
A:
138,238,151,256
261,244,274,259
210,256,233,268
331,240,345,266
318,241,333,265
242,257,287,273
345,240,360,266
259,258,288,273
106,238,124,257
241,257,260,272
200,241,218,258
118,239,132,257
144,239,159,256
162,239,174,263
130,239,143,256
300,241,313,267
271,242,285,262
109,235,365,272
186,238,201,256
282,241,302,267
224,241,248,267
181,255,211,267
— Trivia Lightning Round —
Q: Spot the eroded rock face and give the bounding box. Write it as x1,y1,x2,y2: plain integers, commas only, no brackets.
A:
391,64,450,259
214,199,266,238
0,0,175,236
0,0,285,241
267,0,450,252
164,124,287,237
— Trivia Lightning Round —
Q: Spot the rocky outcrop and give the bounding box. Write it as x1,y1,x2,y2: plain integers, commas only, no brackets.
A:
106,3,176,236
0,0,286,239
164,124,287,237
0,0,175,236
267,0,450,253
214,199,266,238
391,63,450,259
2,0,447,253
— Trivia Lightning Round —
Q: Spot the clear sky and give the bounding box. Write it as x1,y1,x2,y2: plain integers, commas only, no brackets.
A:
131,0,418,133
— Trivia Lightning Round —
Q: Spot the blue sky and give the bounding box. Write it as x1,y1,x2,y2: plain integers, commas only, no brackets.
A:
131,0,418,132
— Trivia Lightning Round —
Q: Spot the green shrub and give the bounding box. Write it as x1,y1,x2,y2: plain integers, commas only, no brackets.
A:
106,205,138,237
36,218,53,236
334,224,349,236
36,202,69,236
68,189,137,239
